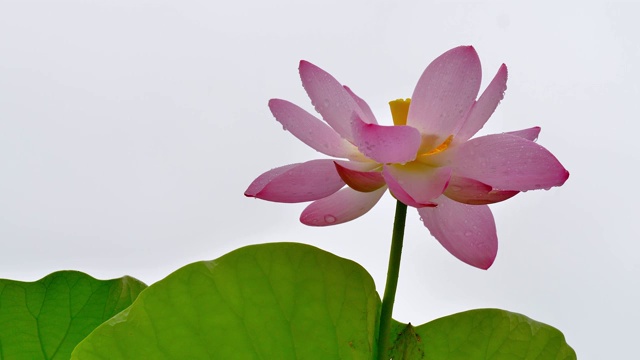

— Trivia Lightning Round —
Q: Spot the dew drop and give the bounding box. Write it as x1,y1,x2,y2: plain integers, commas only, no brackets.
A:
323,99,330,108
464,231,473,237
324,215,337,223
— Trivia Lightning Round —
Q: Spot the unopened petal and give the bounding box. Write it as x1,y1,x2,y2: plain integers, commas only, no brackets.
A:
456,64,508,143
299,60,363,142
419,197,497,269
383,163,451,205
300,186,386,226
268,99,360,159
351,114,421,164
444,176,518,205
334,161,385,192
407,46,482,145
245,159,345,203
451,133,569,191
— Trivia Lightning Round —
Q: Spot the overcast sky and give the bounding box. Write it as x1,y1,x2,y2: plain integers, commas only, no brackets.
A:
1,1,637,358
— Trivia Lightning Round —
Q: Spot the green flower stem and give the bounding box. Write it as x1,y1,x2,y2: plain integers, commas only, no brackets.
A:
377,200,408,360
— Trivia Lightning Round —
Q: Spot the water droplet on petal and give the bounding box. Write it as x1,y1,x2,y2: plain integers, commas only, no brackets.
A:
464,231,473,237
323,99,330,108
324,215,337,224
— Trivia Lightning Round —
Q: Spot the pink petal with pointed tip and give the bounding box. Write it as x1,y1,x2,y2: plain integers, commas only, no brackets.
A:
343,85,377,124
299,61,363,142
505,126,541,142
418,196,497,269
444,176,518,205
383,163,451,205
351,114,421,164
268,99,360,159
451,133,569,191
245,163,297,197
300,186,386,226
456,64,508,142
334,161,385,192
407,46,482,143
244,159,345,203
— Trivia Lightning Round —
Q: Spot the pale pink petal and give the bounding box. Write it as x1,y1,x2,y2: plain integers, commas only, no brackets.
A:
451,133,569,191
300,186,387,226
418,196,497,269
456,64,508,142
244,159,344,203
334,161,385,192
444,176,518,205
268,99,360,159
299,61,363,141
382,169,435,208
407,46,482,145
343,85,377,124
504,126,541,142
351,114,421,164
382,163,451,207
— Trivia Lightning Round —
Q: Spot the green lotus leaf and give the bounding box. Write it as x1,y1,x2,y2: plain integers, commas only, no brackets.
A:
0,271,146,359
387,309,576,359
71,242,380,359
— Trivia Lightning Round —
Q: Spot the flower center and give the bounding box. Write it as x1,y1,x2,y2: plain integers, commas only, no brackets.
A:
418,135,453,157
388,98,454,162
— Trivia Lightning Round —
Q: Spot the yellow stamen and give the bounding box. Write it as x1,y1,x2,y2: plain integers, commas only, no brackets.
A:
419,135,454,157
389,98,411,126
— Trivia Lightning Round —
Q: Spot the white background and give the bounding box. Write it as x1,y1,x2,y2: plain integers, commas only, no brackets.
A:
1,1,637,358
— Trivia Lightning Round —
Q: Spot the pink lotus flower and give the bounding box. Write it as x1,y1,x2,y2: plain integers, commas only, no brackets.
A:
245,46,568,269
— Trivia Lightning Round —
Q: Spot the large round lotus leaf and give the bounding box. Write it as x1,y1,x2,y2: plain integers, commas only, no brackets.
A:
0,271,146,359
71,242,380,359
387,309,576,359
